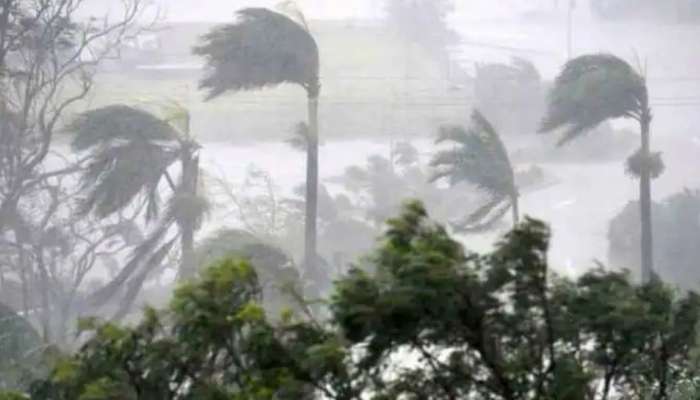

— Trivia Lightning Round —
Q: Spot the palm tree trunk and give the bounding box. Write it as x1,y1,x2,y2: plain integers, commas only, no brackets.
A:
639,109,654,283
178,153,199,280
511,193,520,227
304,87,320,274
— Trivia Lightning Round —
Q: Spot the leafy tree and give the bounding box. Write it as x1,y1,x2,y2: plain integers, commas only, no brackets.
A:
194,7,322,274
540,53,659,283
332,201,700,400
194,229,303,320
69,104,208,318
21,202,700,399
30,259,353,400
431,110,520,232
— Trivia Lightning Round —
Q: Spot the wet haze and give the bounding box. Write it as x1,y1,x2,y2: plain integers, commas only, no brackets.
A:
60,0,700,279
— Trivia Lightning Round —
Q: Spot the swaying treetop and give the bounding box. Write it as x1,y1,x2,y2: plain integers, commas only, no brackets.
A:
430,110,517,232
539,53,648,145
431,110,514,196
68,105,181,220
194,8,320,99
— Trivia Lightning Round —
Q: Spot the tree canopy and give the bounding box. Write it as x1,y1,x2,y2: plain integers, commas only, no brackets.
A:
21,201,700,400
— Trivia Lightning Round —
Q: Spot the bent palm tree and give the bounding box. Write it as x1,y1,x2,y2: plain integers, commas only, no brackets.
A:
431,110,519,232
194,7,321,272
539,53,658,283
70,104,207,317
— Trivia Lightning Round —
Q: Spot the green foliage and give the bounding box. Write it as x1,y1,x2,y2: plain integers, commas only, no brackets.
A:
194,229,302,319
29,202,700,399
194,8,320,99
32,259,335,399
540,53,647,145
0,391,29,400
332,201,700,399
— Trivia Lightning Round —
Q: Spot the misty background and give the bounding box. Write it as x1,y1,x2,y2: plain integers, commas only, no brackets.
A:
4,0,700,357
70,0,700,273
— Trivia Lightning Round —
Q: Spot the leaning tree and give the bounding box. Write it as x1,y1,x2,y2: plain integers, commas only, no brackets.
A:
431,110,520,232
70,104,207,319
193,7,321,273
540,54,660,283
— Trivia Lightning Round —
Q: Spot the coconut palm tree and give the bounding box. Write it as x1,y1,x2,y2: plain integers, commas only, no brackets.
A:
539,53,659,283
70,104,207,317
430,110,519,232
193,7,321,272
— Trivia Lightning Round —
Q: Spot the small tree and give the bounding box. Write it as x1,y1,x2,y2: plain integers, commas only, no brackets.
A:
70,104,207,318
32,202,700,399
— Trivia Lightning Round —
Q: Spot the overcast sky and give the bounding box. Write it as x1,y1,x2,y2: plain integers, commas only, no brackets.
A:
80,0,557,23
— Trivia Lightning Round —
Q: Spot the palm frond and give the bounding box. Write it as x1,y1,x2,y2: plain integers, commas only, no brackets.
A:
470,109,510,164
539,54,647,145
194,7,319,99
70,106,181,219
450,197,511,233
112,238,177,321
70,105,178,152
86,215,177,308
430,110,515,196
78,141,177,218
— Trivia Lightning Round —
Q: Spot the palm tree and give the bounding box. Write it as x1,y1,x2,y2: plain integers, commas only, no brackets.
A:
70,104,207,316
539,53,659,283
430,110,519,232
193,7,321,272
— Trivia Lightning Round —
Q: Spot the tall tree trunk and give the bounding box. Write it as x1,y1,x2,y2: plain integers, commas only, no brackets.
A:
639,109,654,283
178,152,199,280
304,85,320,274
511,193,520,227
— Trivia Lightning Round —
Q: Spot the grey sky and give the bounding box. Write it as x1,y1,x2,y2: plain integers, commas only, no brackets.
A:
79,0,561,23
